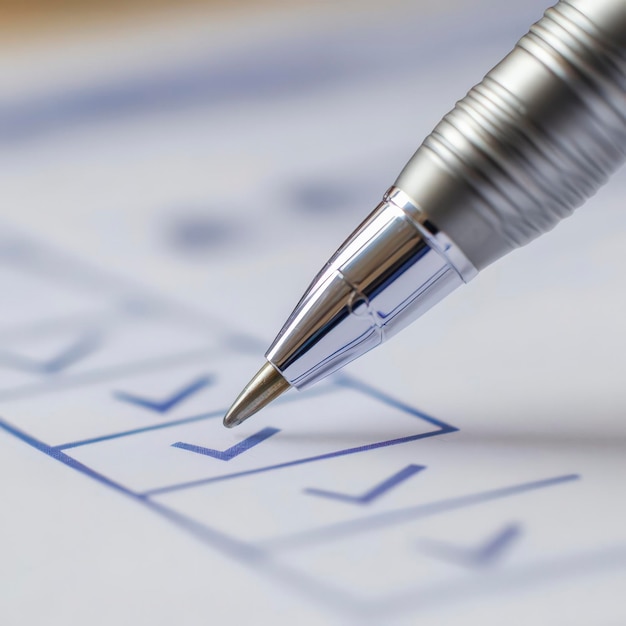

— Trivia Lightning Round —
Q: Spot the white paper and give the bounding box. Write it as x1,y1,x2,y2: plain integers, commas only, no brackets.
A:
1,1,625,624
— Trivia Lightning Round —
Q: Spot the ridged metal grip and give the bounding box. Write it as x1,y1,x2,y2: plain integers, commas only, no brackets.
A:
395,0,626,269
265,0,626,390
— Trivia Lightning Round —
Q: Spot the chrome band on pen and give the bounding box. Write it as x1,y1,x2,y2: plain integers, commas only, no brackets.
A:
266,187,477,388
225,0,626,428
385,187,478,283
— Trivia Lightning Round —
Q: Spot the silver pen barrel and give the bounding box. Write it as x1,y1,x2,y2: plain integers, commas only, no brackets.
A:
224,0,625,426
266,187,477,387
396,0,626,270
267,0,625,390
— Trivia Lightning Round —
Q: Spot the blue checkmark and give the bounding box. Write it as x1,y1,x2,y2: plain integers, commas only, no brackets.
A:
172,427,280,461
0,332,100,374
419,523,522,568
304,464,425,505
113,375,213,413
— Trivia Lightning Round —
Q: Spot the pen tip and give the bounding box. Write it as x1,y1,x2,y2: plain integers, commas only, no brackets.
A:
223,361,291,428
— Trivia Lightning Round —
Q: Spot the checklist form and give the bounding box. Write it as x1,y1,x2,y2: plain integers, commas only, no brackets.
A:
1,1,625,624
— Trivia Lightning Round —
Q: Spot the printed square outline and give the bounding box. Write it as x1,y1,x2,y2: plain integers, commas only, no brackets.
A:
133,374,459,496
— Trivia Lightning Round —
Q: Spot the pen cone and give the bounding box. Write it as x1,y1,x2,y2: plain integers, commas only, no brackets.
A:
223,361,290,428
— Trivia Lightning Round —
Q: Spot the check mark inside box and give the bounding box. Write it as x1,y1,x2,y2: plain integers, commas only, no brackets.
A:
0,353,264,446
0,309,220,395
0,328,103,390
64,378,453,494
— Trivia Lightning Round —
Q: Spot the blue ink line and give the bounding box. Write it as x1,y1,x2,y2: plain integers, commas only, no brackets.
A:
0,417,265,563
172,427,280,461
419,523,522,568
0,417,359,612
143,427,454,497
0,417,619,619
54,375,433,452
0,348,218,403
39,332,101,373
304,464,425,505
54,409,225,450
475,524,522,564
0,417,136,498
0,331,100,375
54,383,342,450
332,375,454,431
261,474,580,551
370,545,626,618
141,498,267,563
113,374,213,413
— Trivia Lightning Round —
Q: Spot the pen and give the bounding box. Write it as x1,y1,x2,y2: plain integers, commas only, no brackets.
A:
223,0,625,428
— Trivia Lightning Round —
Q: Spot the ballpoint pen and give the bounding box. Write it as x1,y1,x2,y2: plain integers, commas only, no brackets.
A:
223,0,626,428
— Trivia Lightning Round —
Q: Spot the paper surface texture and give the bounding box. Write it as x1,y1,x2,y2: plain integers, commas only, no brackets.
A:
1,1,625,624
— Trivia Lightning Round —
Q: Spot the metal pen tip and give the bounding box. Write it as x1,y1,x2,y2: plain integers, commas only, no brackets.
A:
223,361,291,428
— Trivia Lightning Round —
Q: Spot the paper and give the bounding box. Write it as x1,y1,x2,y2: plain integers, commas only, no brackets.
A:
1,1,625,624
